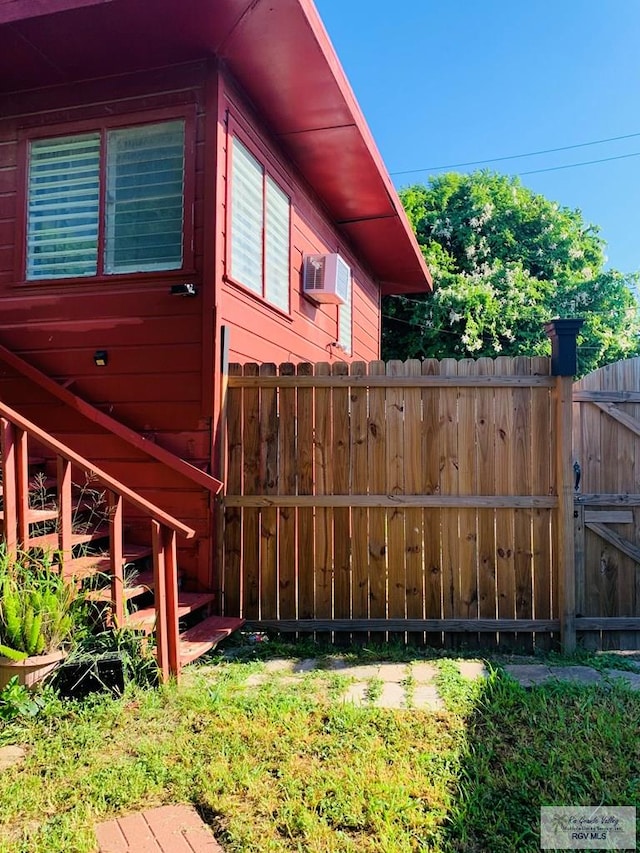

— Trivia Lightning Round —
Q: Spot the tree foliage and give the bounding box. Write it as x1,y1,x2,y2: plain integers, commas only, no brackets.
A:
383,171,640,375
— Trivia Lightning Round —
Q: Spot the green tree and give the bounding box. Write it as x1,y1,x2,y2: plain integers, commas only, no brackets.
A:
384,171,640,375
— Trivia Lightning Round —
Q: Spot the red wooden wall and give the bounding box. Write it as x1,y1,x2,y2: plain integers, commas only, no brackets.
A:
0,59,385,595
215,74,382,366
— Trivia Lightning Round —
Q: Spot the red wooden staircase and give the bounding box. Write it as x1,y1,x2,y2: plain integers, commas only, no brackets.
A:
0,401,243,681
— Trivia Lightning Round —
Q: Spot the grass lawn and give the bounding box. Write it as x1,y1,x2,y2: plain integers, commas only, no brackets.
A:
0,642,639,852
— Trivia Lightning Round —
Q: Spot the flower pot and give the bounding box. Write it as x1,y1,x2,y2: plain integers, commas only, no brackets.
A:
0,650,67,690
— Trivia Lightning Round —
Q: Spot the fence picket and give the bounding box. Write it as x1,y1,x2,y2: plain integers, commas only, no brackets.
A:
476,357,497,645
259,363,278,620
223,364,243,617
457,359,479,648
333,362,351,635
440,358,459,647
495,356,516,645
532,355,553,650
368,360,387,620
242,363,260,619
278,363,297,620
297,363,315,624
315,362,333,639
422,358,443,646
387,360,406,639
405,359,424,644
351,361,369,640
513,356,533,651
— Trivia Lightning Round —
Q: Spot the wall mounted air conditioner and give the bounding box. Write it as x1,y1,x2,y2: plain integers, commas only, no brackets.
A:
303,253,350,304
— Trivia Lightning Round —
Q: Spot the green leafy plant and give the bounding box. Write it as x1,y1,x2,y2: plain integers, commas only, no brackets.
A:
0,547,84,659
385,171,640,374
0,675,52,720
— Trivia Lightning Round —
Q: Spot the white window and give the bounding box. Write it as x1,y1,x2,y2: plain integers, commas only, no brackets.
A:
338,275,353,355
230,137,290,312
26,120,185,280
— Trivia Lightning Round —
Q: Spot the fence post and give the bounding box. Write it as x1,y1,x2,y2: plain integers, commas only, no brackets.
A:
545,319,583,653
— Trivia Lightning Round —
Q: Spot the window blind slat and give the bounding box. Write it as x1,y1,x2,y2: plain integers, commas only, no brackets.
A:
26,133,100,280
230,138,263,295
105,120,185,274
265,177,290,312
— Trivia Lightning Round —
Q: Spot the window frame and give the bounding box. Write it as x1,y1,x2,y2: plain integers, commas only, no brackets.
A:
338,274,353,356
15,105,196,289
225,120,293,317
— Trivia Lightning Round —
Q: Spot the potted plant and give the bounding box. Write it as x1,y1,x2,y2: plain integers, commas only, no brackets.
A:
0,549,84,689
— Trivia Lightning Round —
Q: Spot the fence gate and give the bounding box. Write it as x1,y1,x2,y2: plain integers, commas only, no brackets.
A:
574,357,640,649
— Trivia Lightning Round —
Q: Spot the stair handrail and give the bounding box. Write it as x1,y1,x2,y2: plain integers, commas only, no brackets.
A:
0,399,192,683
0,341,223,494
0,399,194,537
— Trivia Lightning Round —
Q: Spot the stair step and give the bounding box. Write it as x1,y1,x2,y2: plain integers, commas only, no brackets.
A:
29,523,110,550
0,507,59,524
85,569,156,602
126,592,216,634
179,615,245,665
0,497,102,528
56,544,152,579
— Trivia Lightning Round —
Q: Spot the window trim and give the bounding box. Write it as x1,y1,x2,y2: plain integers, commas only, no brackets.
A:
15,105,196,289
225,119,293,315
338,275,353,356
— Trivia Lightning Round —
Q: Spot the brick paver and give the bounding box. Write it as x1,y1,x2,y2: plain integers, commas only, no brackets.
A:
95,805,224,852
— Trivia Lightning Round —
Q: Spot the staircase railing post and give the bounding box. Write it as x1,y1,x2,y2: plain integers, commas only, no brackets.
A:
1,418,18,559
15,428,29,549
545,318,584,654
151,519,169,682
57,456,73,577
108,491,124,626
163,527,180,678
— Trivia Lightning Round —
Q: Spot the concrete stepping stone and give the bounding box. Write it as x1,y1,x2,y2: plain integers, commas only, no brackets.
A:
505,664,604,687
504,664,554,686
293,658,318,673
376,663,410,682
342,683,368,705
0,745,25,769
549,666,602,685
263,659,295,673
339,664,385,681
605,669,640,690
412,684,445,711
457,660,487,680
376,682,407,709
411,662,439,683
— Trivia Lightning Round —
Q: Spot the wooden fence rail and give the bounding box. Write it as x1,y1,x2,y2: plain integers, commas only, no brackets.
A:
222,356,569,648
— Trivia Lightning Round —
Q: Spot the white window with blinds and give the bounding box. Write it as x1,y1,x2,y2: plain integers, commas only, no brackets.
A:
230,137,291,312
27,134,101,280
105,121,185,274
25,119,186,281
338,274,353,355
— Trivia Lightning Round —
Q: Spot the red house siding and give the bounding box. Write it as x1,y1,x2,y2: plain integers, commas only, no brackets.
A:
0,63,215,588
0,59,385,592
216,76,382,366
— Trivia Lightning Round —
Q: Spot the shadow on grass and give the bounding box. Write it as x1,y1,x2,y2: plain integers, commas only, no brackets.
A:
439,668,640,853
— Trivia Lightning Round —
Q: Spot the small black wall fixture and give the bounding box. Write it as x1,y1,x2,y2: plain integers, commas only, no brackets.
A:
170,283,198,297
93,350,108,367
544,318,584,376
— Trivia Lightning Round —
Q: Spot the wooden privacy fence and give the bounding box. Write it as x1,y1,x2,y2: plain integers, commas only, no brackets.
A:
573,357,640,649
221,355,575,647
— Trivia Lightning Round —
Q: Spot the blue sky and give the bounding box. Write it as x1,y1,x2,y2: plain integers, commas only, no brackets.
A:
315,0,640,274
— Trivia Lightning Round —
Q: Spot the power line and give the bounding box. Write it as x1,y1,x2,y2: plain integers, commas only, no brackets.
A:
519,149,640,176
390,130,640,176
